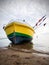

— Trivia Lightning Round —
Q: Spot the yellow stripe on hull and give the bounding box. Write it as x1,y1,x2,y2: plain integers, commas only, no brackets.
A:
4,22,35,37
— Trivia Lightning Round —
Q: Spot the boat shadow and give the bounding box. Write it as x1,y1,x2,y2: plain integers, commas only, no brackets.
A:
8,42,33,50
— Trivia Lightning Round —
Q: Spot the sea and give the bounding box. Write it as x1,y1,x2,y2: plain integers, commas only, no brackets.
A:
0,38,49,53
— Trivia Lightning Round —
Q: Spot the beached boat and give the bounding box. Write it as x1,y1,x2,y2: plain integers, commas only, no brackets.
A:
3,22,35,44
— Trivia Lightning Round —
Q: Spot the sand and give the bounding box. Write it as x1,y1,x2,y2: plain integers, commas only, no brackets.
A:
0,47,49,65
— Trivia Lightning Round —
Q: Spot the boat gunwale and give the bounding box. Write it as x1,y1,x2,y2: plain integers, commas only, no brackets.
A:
4,22,35,33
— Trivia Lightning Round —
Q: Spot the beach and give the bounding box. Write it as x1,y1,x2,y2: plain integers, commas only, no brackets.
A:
0,46,49,65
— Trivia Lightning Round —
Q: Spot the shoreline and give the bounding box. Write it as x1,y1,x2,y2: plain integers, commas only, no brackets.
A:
0,47,49,55
0,47,49,65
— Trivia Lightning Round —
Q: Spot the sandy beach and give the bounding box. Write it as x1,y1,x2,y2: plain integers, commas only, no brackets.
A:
0,47,49,65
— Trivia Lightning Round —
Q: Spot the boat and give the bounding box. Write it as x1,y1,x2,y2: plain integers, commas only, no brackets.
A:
3,21,35,44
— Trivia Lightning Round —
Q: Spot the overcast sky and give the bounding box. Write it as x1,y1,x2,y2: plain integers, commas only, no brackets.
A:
0,0,49,48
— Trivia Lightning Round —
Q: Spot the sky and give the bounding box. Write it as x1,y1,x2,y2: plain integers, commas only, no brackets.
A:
0,0,49,48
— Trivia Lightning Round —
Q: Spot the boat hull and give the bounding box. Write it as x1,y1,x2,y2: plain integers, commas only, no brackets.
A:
8,32,32,44
4,22,35,44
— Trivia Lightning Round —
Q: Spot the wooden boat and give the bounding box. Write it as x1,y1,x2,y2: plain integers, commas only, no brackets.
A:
3,22,35,44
